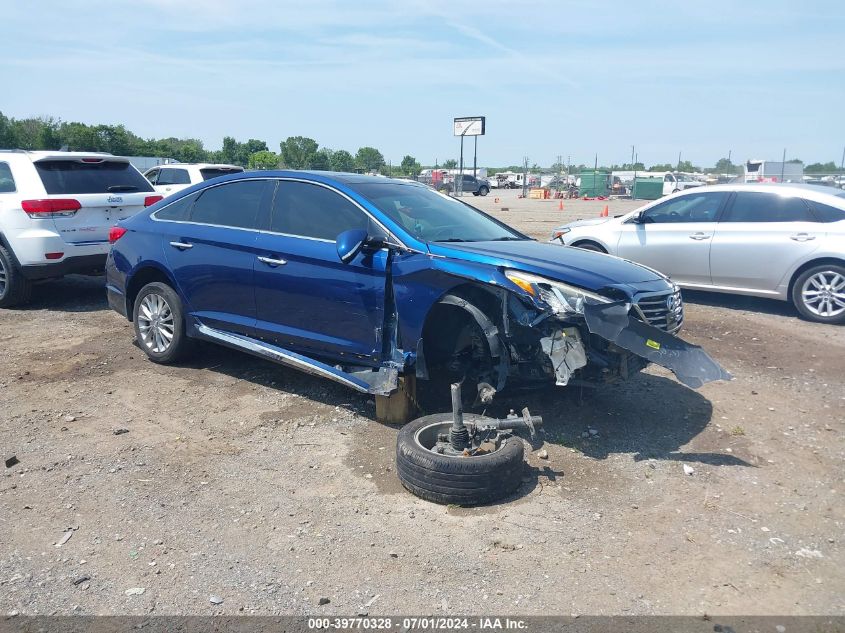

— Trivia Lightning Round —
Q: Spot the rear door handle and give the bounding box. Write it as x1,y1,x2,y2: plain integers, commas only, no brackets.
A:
790,233,816,242
169,241,193,250
257,256,287,267
688,232,710,240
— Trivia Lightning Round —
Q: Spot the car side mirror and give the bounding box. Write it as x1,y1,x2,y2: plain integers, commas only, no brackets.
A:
630,212,645,224
336,228,370,264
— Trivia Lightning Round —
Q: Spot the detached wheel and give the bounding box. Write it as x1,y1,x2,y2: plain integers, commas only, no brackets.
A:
396,413,525,506
792,264,845,324
133,282,191,363
0,244,32,308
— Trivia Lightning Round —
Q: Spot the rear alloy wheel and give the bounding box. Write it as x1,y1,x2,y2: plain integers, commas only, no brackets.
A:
0,244,32,308
133,282,191,363
792,264,845,324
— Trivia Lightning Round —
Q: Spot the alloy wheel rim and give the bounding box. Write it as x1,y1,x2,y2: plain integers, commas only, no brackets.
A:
0,256,6,297
801,271,845,318
137,293,175,353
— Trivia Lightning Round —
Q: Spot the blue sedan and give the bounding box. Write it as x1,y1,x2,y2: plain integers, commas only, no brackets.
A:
106,171,728,406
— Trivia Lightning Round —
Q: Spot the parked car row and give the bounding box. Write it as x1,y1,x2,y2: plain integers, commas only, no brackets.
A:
551,183,845,324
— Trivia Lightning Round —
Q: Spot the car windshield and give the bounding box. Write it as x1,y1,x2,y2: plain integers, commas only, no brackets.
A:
352,182,526,242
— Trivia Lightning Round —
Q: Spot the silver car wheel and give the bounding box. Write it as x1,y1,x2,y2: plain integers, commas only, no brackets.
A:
137,293,175,353
0,255,6,297
801,271,845,318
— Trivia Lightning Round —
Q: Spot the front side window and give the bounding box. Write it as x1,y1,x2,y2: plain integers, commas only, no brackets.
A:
722,192,814,223
188,180,266,229
353,182,525,242
270,181,369,240
157,168,191,186
640,192,727,224
0,162,15,193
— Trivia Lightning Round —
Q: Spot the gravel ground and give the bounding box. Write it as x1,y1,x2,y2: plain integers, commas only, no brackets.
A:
1,191,843,615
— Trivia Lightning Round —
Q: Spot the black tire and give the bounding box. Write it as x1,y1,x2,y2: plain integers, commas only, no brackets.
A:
396,413,525,505
572,241,607,253
0,244,32,308
132,281,191,363
478,186,489,197
791,263,845,324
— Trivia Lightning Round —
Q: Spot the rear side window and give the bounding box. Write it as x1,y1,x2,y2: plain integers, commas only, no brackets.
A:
34,160,154,194
155,192,197,221
157,168,191,186
270,181,369,240
144,168,159,185
0,162,15,193
722,192,814,222
810,201,845,223
189,180,267,229
200,167,244,181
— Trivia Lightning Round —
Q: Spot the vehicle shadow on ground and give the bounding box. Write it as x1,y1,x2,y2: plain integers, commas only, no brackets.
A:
19,275,108,313
490,373,753,468
681,289,798,319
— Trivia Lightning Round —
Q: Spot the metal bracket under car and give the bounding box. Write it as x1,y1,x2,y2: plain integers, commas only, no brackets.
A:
583,301,733,389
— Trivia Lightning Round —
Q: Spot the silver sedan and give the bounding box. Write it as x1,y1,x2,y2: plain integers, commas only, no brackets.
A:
550,184,845,324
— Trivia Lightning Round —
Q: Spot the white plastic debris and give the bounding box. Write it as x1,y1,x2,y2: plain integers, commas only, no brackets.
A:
683,464,695,476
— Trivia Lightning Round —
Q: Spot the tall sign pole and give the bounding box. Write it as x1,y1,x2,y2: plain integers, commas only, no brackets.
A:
453,116,486,197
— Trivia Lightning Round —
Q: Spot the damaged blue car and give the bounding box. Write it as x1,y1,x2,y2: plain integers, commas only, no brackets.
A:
106,172,729,416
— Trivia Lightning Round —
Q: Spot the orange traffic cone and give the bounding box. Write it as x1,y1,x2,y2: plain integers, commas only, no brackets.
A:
494,197,500,203
600,205,609,217
558,200,564,211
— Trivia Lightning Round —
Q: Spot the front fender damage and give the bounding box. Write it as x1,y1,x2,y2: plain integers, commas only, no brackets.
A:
583,301,732,389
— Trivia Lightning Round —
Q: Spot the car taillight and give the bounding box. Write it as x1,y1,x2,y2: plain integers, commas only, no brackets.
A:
108,226,128,243
21,199,81,218
144,195,164,207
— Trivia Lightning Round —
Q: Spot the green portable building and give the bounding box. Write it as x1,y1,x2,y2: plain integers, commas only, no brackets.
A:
578,170,611,197
632,177,663,200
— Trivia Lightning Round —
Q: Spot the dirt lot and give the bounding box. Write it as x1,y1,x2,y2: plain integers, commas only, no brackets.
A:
1,191,843,616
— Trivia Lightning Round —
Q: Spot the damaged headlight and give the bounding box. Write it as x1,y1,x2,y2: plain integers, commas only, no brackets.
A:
505,270,611,316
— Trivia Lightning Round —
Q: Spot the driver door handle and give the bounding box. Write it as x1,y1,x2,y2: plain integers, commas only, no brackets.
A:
169,241,193,250
257,256,287,267
790,233,816,242
688,232,710,240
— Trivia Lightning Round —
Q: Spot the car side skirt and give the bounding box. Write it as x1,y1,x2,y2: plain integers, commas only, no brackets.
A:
193,323,398,396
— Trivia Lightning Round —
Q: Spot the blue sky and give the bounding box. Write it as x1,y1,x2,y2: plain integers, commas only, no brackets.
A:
1,0,843,167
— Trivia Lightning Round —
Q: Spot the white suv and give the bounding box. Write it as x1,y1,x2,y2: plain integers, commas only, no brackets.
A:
143,163,243,197
0,150,160,307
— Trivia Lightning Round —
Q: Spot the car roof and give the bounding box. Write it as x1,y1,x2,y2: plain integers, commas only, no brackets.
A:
0,149,121,161
154,163,242,170
674,182,845,206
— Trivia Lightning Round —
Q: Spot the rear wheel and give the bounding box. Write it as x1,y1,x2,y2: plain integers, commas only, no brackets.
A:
0,244,32,308
791,264,845,324
478,186,489,196
133,282,191,363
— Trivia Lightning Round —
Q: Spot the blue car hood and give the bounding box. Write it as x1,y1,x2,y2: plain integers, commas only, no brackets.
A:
427,240,667,294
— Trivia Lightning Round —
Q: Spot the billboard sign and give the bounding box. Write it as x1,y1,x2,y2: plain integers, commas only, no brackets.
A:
454,116,485,136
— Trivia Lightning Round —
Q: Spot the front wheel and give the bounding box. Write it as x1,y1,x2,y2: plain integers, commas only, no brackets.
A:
791,264,845,324
478,186,489,196
572,241,607,253
133,282,192,363
396,413,525,505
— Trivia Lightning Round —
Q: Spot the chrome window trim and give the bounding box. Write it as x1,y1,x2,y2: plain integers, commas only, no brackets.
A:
149,176,408,248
